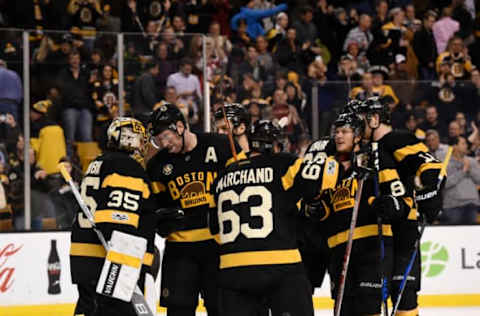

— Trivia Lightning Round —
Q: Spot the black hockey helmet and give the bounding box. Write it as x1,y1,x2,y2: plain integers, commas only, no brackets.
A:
148,103,186,136
343,99,368,115
363,96,391,124
334,111,365,136
214,103,250,128
248,119,282,154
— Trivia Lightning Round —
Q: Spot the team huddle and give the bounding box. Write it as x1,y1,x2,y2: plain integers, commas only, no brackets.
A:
68,97,446,316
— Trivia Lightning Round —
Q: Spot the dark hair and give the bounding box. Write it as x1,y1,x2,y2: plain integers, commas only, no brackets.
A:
180,58,193,67
449,135,465,146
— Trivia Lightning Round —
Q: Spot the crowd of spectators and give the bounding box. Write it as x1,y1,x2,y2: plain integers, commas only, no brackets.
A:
0,0,479,230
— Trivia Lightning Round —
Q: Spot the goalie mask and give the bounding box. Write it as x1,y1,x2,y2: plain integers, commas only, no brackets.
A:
107,117,146,154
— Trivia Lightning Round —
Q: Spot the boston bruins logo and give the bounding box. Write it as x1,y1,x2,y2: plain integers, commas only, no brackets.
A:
332,186,354,212
451,62,464,78
438,87,455,103
103,92,117,107
180,181,209,208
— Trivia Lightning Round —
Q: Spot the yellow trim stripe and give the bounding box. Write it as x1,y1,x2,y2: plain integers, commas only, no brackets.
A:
94,210,139,228
319,200,331,221
440,146,453,178
167,228,214,242
416,162,443,178
394,143,430,162
328,224,392,248
152,181,166,193
3,294,480,316
407,207,418,220
101,173,150,198
226,151,247,167
395,308,418,316
379,169,399,183
106,250,142,268
1,294,480,315
220,249,301,269
70,243,153,266
321,157,338,190
281,158,303,191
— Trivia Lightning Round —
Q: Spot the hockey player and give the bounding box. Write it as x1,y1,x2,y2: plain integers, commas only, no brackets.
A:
210,119,325,316
146,103,245,316
306,112,411,316
70,117,159,316
214,103,251,152
361,97,445,316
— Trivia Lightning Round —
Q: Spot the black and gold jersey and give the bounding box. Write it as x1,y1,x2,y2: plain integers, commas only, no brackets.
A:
210,153,322,270
378,130,442,208
317,149,409,251
147,133,245,243
70,151,157,285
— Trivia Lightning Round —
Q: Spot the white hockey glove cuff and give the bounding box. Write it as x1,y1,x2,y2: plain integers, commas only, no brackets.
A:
96,230,147,302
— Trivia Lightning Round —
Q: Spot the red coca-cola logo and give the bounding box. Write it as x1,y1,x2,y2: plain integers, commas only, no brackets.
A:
0,243,23,293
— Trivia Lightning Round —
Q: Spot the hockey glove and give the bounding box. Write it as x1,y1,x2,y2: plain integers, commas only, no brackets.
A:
301,191,330,221
156,208,185,237
97,230,147,302
370,195,405,222
416,186,442,224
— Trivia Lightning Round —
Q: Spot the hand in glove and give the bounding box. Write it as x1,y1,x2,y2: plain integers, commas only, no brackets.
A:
370,195,405,221
156,207,185,237
301,190,330,221
416,186,442,224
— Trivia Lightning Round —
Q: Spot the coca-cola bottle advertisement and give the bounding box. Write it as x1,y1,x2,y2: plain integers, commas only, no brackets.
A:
47,239,61,294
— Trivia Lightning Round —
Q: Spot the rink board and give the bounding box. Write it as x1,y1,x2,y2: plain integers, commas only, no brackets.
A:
0,226,479,314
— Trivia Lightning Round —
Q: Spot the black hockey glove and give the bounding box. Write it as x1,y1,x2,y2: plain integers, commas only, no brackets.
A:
371,195,405,222
416,186,442,224
155,208,185,237
300,190,330,221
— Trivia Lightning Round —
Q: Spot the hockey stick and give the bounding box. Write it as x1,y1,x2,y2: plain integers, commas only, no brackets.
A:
390,146,452,316
58,163,155,316
371,142,389,316
217,61,238,161
334,174,366,316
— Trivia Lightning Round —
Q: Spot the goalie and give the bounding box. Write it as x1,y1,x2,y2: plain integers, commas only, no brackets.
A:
69,117,165,316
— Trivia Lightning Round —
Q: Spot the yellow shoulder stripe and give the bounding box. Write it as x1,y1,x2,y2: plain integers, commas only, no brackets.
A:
106,250,142,268
102,173,150,198
379,169,400,183
94,210,139,228
393,143,429,162
416,162,443,178
226,151,247,167
152,181,166,194
281,158,303,191
321,157,338,190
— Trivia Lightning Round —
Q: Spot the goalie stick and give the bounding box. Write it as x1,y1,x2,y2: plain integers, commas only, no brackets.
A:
58,163,155,316
390,146,452,316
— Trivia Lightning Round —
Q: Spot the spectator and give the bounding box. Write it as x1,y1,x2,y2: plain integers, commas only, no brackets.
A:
87,49,105,84
96,4,121,32
255,35,274,75
275,27,307,73
432,6,460,53
350,72,375,101
0,59,22,121
155,87,192,125
67,0,103,50
381,7,408,65
419,105,448,139
142,20,161,56
30,100,67,175
238,45,267,84
425,129,448,159
343,14,373,53
208,20,232,56
372,0,389,32
133,61,160,118
265,12,288,51
405,112,426,140
230,1,287,40
166,58,202,127
172,15,186,35
155,42,178,99
429,72,463,124
441,136,480,225
56,49,93,157
370,65,399,105
451,0,474,40
211,0,232,37
404,4,416,29
253,0,275,33
345,42,370,74
285,81,306,116
464,69,480,119
448,120,463,140
455,111,469,136
413,11,438,80
292,5,318,45
436,36,473,79
161,26,185,60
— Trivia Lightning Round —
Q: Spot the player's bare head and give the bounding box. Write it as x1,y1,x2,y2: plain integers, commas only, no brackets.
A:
248,120,282,155
107,117,147,155
149,103,187,153
214,103,250,137
334,112,364,153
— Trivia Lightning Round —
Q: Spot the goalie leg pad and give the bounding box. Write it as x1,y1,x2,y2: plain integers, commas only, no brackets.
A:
96,230,147,302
